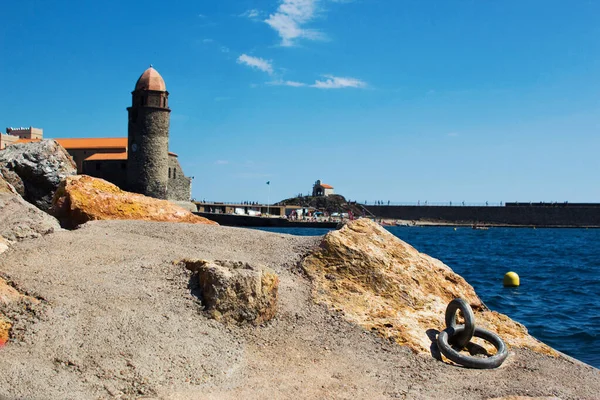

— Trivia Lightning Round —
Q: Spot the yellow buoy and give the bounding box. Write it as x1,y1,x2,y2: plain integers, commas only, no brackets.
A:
503,271,520,287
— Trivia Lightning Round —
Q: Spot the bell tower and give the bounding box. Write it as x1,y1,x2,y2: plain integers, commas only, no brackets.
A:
126,66,170,199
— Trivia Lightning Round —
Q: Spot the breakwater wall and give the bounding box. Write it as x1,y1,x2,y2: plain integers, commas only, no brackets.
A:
363,204,600,227
194,212,338,228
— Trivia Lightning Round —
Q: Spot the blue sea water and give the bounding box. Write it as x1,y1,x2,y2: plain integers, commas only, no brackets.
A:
254,226,600,368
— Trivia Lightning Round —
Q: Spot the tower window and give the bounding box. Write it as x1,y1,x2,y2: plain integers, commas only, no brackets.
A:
173,168,176,179
168,168,171,178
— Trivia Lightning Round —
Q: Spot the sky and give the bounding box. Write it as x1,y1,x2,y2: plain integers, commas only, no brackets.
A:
1,0,600,204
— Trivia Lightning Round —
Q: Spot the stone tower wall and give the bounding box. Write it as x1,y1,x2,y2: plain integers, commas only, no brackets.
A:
167,155,192,201
127,106,170,199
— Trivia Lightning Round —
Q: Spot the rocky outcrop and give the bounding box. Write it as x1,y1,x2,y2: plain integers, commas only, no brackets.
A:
302,218,555,356
184,259,279,325
50,175,218,228
0,171,61,241
0,140,76,211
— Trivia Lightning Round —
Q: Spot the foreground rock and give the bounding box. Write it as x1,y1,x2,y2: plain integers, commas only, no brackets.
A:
0,171,61,241
184,259,279,325
51,175,218,227
0,140,76,211
302,218,555,356
0,277,40,346
0,220,598,399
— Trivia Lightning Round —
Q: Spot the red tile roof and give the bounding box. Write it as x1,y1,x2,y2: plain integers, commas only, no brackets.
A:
85,152,128,161
54,137,127,150
320,183,334,189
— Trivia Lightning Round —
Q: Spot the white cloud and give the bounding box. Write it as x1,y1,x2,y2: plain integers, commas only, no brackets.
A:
311,75,367,89
265,0,322,46
267,79,306,87
240,9,261,19
237,54,274,74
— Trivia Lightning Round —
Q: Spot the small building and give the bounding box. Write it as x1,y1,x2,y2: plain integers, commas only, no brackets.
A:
312,180,334,197
1,126,43,149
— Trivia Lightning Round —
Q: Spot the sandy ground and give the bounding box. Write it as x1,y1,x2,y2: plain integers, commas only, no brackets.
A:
0,220,598,400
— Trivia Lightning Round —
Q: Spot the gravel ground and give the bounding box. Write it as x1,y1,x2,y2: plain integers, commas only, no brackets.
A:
0,220,598,399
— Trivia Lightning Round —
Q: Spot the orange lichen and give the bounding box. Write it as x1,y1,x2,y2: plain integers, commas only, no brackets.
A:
51,175,218,227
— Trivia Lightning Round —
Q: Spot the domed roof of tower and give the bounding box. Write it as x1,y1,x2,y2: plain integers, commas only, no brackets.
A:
134,66,167,91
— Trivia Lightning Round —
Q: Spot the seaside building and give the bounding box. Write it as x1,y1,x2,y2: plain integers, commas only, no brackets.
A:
2,67,192,201
1,127,43,149
312,180,334,197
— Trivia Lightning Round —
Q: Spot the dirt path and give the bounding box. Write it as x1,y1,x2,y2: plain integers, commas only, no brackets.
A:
0,221,598,399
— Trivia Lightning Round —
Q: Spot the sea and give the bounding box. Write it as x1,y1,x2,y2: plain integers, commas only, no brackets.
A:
254,226,600,369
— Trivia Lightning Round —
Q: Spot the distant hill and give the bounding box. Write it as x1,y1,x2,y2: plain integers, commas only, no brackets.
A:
276,194,366,216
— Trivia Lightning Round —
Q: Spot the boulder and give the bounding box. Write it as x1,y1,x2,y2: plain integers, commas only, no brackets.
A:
0,171,61,241
184,259,279,325
302,218,555,356
50,175,218,228
0,140,76,211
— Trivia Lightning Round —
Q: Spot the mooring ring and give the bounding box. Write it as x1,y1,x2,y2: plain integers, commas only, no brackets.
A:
445,298,476,349
437,325,508,369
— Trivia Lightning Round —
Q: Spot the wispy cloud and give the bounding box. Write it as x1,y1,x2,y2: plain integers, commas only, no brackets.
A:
202,38,214,43
240,9,261,19
265,0,323,46
220,46,230,53
267,79,306,87
215,160,229,165
311,75,367,89
237,54,274,75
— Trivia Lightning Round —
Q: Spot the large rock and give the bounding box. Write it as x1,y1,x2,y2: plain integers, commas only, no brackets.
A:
302,218,555,356
0,171,61,241
0,140,76,211
50,175,218,228
184,259,279,325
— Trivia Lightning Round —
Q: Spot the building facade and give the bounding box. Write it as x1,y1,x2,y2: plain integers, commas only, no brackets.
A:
1,127,43,149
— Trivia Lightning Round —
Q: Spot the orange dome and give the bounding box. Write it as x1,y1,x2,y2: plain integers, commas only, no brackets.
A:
134,66,166,91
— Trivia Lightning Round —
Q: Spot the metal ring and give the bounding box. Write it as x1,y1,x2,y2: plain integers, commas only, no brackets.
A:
445,298,476,349
437,326,508,369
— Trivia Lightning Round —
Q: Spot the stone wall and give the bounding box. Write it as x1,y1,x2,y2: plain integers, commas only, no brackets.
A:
127,107,170,199
364,205,600,227
167,155,191,201
82,159,128,190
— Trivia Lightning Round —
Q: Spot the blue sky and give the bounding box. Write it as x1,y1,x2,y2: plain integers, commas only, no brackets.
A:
2,0,599,203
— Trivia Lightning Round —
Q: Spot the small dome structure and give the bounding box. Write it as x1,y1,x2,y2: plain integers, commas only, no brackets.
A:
134,66,166,91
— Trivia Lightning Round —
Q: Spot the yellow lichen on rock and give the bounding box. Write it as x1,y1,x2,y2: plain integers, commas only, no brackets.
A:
0,277,40,346
302,218,556,356
51,175,218,227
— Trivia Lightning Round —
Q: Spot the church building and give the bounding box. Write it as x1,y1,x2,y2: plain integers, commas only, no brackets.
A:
3,67,192,201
